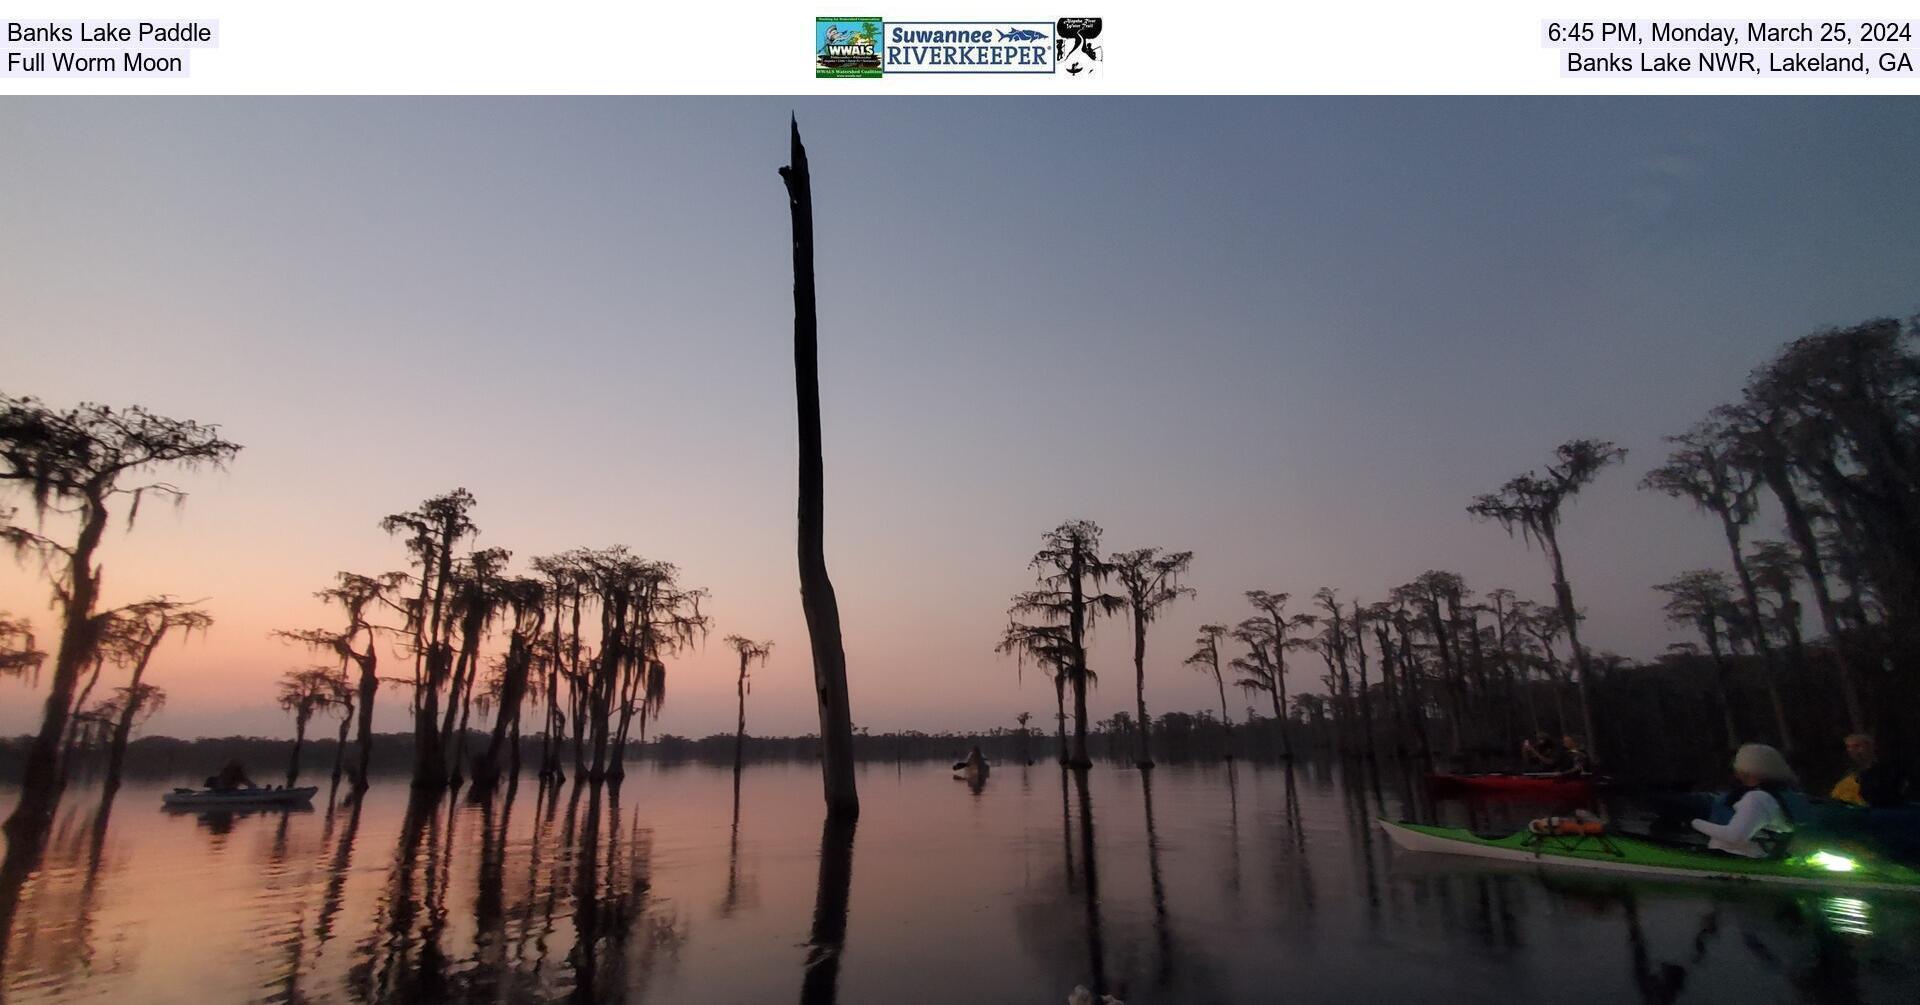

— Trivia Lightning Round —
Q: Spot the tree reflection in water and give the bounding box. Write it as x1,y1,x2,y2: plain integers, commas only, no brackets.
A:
1069,768,1108,1000
1221,761,1244,904
468,777,515,1000
799,811,857,1005
315,797,365,950
568,782,606,999
719,764,758,918
1622,892,1691,1005
1276,763,1317,916
4,764,1916,1003
349,787,446,1002
316,776,698,1004
1139,769,1173,990
3,806,108,986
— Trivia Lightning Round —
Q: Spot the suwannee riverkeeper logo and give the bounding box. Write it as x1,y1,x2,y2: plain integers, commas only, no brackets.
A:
814,16,1103,77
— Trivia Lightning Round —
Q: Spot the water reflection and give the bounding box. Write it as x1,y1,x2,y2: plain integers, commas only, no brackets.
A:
3,762,1918,1003
1069,768,1108,1000
164,803,317,836
1275,763,1317,914
1221,762,1243,904
349,788,443,1002
568,783,606,999
470,777,514,994
719,766,756,917
1014,767,1112,999
799,812,856,1005
9,806,109,988
314,797,362,950
1138,770,1172,991
1621,893,1691,1005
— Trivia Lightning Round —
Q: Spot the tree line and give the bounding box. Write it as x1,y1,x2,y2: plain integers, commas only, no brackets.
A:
3,314,1913,903
995,316,1920,784
0,395,796,942
274,489,730,799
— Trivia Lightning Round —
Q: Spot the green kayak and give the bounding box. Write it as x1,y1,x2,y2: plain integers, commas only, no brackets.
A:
1380,819,1920,894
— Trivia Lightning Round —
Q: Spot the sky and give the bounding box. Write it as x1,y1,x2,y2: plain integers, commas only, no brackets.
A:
3,97,1918,741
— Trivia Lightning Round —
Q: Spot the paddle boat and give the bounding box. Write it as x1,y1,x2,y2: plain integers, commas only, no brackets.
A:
161,784,317,808
1380,818,1920,894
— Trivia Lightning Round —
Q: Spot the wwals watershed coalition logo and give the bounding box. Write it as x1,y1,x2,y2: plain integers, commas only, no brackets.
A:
816,17,1102,77
816,17,882,78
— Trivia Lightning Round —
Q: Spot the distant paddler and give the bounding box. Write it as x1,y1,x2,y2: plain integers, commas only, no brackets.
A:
1519,731,1566,771
953,745,990,784
1559,733,1594,776
204,758,258,792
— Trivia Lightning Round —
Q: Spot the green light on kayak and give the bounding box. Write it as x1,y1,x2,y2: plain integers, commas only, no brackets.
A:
1807,851,1858,873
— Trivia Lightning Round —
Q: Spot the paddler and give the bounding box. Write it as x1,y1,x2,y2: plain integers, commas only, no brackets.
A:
1559,734,1592,775
1690,743,1795,858
1520,732,1566,770
1829,734,1909,808
208,759,257,792
956,745,990,780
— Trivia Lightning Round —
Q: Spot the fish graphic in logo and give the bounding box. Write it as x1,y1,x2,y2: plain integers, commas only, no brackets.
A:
884,21,1055,73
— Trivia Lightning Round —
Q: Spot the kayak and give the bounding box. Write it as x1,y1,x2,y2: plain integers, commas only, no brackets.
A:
1660,792,1920,863
1380,819,1920,894
1805,802,1920,862
1806,801,1920,831
1427,772,1596,796
162,785,317,808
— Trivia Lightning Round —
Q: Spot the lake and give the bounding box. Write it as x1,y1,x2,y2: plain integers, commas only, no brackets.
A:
2,760,1916,1003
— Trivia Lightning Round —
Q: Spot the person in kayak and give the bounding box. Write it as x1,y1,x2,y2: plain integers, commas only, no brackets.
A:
1691,743,1795,858
1520,732,1566,770
206,759,258,792
954,745,990,778
1828,734,1910,808
1559,734,1592,775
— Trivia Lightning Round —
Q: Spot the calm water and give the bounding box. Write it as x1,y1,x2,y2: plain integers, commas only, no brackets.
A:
2,760,1916,1004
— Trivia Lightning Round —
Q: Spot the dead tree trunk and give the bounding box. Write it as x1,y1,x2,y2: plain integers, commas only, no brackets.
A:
783,117,859,820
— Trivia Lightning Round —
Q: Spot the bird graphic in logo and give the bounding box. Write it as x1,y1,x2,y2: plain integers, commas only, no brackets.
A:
820,24,874,50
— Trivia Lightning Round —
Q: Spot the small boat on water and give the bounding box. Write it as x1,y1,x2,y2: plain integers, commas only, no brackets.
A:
1426,771,1598,797
161,785,317,808
1379,819,1920,894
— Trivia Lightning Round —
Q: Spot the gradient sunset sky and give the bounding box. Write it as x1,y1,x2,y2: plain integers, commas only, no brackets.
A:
4,98,1918,740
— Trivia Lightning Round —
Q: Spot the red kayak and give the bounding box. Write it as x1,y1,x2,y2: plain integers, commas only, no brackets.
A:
1426,771,1597,797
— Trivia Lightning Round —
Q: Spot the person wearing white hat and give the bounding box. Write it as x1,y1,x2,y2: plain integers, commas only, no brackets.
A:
1691,743,1796,858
